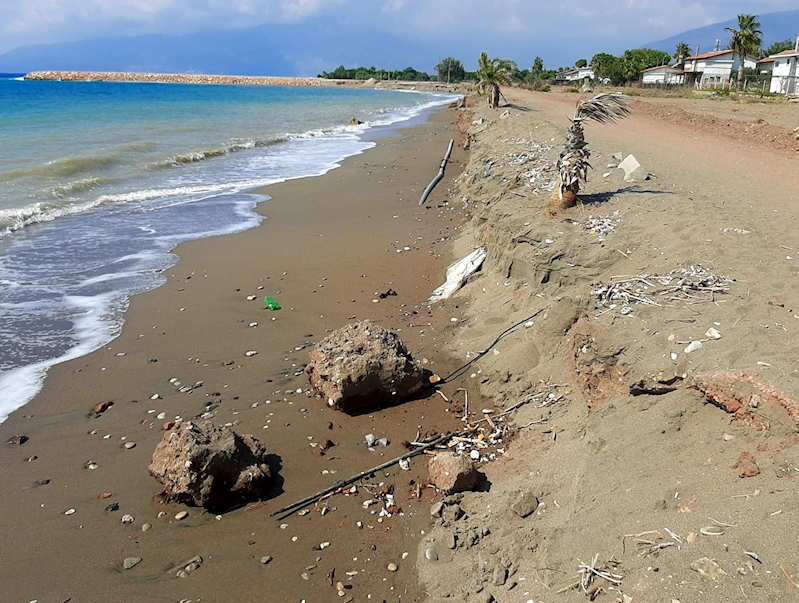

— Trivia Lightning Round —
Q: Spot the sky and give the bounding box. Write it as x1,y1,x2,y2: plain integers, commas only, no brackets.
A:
1,0,798,66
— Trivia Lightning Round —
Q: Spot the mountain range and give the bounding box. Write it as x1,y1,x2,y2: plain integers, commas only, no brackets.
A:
0,11,797,75
645,10,799,57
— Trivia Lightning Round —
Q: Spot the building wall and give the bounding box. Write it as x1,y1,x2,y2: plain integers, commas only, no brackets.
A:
771,56,798,94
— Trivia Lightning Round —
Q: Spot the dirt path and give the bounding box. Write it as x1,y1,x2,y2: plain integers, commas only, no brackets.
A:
417,89,799,603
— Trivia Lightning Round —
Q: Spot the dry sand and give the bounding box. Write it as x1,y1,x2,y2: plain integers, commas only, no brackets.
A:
417,89,799,603
0,109,471,602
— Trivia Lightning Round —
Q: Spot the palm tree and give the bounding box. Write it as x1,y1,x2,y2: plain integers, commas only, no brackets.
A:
551,93,631,209
725,14,762,89
675,42,691,63
476,51,514,109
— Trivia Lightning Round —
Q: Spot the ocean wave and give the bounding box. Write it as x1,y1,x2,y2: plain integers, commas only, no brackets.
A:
1,154,118,181
0,92,458,238
46,177,113,199
150,136,286,169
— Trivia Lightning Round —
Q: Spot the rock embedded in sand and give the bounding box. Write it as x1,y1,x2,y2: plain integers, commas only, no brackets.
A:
123,557,142,570
509,489,540,518
428,453,481,495
733,451,760,478
306,320,424,413
148,421,273,511
6,435,29,446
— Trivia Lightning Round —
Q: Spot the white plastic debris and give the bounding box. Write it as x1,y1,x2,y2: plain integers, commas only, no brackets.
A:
430,248,487,303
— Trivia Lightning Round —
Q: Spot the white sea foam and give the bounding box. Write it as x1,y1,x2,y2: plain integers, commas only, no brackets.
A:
0,292,124,423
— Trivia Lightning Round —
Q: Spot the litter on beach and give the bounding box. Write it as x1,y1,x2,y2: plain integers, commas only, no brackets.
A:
429,248,487,303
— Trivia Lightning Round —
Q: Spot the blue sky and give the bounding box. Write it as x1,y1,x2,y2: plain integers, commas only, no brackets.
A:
2,0,797,67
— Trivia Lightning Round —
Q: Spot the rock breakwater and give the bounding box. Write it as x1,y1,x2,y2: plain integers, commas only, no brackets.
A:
24,71,342,87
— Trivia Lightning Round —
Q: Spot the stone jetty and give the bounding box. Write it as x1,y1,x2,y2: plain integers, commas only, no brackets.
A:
24,71,344,87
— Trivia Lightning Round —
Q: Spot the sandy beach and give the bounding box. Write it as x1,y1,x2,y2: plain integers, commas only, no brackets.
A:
0,107,470,602
5,81,799,603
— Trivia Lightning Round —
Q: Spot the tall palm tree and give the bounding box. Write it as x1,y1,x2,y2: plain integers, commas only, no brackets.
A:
725,14,762,89
476,51,514,109
675,42,691,63
552,93,631,209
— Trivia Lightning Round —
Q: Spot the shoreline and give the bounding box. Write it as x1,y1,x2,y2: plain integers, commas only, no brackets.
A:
0,92,459,423
0,105,471,602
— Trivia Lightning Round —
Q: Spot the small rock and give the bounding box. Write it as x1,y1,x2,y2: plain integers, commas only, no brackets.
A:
64,508,76,515
444,532,457,549
123,557,142,570
124,442,136,450
510,489,540,518
733,451,760,478
93,401,114,415
430,501,444,517
387,563,398,572
425,548,439,561
442,504,464,523
245,350,258,357
260,555,273,564
121,514,135,524
684,341,703,354
175,511,189,521
142,523,152,532
7,435,29,446
428,453,481,495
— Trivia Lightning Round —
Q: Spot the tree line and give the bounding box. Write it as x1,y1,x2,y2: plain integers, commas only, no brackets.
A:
320,14,788,88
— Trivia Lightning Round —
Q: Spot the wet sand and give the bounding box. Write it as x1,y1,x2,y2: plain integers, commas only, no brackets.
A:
0,108,469,602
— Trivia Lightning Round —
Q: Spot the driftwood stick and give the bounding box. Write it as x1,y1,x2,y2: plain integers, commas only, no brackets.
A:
269,433,453,518
419,139,455,206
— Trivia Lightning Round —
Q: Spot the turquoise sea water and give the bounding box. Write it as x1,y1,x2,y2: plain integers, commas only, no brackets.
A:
0,75,456,421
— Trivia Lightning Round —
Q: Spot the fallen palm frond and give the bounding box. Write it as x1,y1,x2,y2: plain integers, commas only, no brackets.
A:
593,265,733,310
578,554,624,595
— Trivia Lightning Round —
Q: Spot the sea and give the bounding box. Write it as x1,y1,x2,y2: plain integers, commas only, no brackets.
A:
0,73,457,422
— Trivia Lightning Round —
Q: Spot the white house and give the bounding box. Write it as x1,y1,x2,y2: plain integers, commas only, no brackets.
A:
556,66,595,84
680,49,758,89
767,42,799,95
641,65,685,85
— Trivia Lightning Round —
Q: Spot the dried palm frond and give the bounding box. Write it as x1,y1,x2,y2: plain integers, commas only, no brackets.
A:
573,93,631,124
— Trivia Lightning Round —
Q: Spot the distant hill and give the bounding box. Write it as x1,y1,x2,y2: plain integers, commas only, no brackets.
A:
0,19,436,76
646,10,799,57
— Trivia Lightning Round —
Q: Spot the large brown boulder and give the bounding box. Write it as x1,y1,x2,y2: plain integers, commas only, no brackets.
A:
306,320,424,413
149,422,272,511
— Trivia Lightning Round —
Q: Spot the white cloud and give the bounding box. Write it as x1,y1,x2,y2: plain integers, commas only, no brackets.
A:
1,0,797,56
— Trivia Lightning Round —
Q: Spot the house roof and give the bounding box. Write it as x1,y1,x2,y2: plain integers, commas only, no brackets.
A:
641,65,684,73
683,49,758,62
763,48,799,60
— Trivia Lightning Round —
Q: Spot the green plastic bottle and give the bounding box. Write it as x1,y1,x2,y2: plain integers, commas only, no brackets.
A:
264,296,281,311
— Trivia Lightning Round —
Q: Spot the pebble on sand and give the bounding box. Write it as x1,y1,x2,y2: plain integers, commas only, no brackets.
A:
124,442,136,449
123,557,142,570
175,511,189,521
387,563,398,572
260,555,272,564
142,523,152,532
